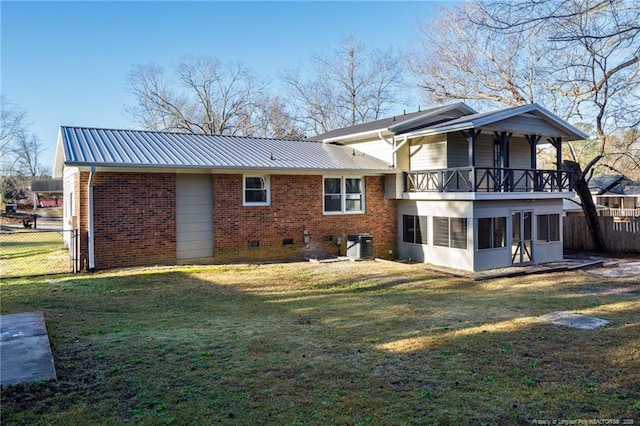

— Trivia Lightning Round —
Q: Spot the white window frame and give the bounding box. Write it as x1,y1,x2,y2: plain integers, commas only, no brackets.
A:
323,176,365,215
243,175,270,206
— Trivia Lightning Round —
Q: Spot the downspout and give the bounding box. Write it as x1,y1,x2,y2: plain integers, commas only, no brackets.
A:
378,130,395,166
87,166,96,271
378,131,408,166
392,135,408,154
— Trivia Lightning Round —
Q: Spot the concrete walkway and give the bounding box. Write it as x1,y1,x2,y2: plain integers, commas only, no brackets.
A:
0,311,56,386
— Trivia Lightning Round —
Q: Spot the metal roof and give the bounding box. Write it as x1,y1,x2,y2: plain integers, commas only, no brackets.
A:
57,127,395,173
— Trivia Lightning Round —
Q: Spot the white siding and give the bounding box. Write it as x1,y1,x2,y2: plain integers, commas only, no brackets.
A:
509,137,531,169
176,174,214,260
62,167,79,249
490,115,568,137
446,133,469,168
409,135,447,171
345,139,393,163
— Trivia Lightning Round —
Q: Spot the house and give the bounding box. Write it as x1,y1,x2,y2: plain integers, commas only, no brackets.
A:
30,179,63,208
53,102,587,272
588,174,640,218
312,103,587,271
53,128,397,270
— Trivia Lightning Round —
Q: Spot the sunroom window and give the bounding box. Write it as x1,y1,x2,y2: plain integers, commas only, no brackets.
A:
536,214,560,243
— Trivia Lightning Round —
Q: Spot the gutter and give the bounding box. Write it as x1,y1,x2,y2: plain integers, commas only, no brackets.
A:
87,166,96,271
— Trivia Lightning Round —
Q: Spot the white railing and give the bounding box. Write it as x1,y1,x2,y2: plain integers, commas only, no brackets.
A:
598,208,640,218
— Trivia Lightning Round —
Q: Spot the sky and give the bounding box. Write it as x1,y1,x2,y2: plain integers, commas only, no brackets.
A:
2,1,451,170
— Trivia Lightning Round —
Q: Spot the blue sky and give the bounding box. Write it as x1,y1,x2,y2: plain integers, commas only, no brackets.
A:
2,1,450,170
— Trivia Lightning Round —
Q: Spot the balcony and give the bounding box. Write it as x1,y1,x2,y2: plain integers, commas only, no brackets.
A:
598,208,640,218
405,167,572,193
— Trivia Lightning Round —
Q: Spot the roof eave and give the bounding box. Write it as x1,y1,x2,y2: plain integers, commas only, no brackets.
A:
388,102,478,132
402,123,475,139
320,128,394,143
63,161,396,175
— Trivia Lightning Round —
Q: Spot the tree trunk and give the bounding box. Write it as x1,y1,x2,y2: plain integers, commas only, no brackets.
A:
563,160,607,252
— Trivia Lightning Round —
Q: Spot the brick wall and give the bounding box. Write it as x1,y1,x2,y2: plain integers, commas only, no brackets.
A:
81,172,176,269
78,171,397,269
212,174,397,263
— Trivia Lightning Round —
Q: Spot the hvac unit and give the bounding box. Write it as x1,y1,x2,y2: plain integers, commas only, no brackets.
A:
346,234,374,260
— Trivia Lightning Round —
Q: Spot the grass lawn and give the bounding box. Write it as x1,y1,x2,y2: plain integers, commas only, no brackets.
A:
1,261,638,425
0,229,71,278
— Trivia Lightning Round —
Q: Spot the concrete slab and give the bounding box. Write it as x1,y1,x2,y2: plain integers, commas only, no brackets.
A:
0,312,56,386
538,311,610,330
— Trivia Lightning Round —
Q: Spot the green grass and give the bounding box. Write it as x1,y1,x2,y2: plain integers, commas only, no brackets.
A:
1,261,638,425
0,230,72,277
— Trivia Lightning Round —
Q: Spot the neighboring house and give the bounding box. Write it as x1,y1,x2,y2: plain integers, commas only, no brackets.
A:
30,179,63,208
588,174,640,218
53,102,587,272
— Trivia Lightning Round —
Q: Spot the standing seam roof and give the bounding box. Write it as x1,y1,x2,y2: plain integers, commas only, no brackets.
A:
59,127,394,172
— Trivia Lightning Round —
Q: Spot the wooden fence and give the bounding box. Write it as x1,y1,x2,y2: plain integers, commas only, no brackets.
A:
563,216,640,253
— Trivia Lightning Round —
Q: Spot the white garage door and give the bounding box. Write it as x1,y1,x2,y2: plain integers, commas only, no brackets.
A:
176,174,213,260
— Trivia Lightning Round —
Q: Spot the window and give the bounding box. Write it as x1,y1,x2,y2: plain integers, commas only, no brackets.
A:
244,176,270,206
537,214,560,243
478,217,507,250
403,215,428,244
323,177,364,214
433,216,467,249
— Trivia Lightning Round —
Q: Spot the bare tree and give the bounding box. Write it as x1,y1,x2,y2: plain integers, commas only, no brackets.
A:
1,97,29,206
1,96,27,169
15,131,45,180
411,0,640,252
281,36,405,135
252,96,306,140
409,3,578,115
126,56,269,136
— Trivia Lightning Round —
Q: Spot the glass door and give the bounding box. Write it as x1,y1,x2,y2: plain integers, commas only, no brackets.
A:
511,211,532,265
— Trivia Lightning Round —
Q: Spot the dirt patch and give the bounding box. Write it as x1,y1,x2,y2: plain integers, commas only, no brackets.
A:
538,311,610,330
565,252,640,279
587,260,640,279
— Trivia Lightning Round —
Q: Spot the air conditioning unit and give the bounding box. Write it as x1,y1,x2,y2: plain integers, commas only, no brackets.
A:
347,234,374,260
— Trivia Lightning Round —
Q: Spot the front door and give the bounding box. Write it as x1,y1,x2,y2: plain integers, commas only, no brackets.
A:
511,211,532,265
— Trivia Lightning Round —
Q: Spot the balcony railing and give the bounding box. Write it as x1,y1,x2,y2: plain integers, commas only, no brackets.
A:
405,167,572,193
598,208,640,218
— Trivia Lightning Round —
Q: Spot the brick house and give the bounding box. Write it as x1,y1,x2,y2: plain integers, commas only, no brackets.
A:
53,128,397,270
53,102,587,272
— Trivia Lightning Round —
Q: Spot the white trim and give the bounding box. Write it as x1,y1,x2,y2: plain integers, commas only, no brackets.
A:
322,129,393,143
64,165,394,176
243,175,270,206
322,175,366,215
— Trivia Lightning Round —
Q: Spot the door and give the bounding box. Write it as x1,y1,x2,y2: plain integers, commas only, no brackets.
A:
176,174,214,260
511,210,532,265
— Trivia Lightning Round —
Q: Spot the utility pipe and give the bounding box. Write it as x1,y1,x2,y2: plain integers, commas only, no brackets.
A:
87,166,96,271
